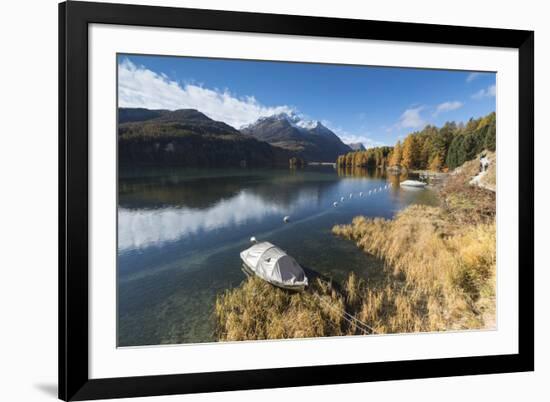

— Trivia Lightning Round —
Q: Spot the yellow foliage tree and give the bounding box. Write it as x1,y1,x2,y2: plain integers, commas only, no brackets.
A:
401,135,418,170
389,141,402,166
429,154,443,172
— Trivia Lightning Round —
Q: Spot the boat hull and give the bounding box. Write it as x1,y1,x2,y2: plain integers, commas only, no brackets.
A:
241,261,307,291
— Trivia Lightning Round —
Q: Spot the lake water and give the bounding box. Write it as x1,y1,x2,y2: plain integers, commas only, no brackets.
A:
117,166,438,346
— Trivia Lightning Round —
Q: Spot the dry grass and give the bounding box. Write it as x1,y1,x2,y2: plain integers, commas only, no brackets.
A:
214,276,348,341
332,206,496,333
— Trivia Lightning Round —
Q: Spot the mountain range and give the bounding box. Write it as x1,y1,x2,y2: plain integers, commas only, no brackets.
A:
241,113,351,162
118,108,351,167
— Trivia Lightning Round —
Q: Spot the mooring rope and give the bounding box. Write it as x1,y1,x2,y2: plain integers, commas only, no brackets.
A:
311,292,378,335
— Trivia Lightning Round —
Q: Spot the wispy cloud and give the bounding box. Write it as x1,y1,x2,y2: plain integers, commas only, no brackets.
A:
466,72,483,83
118,58,294,128
434,100,463,116
398,106,426,129
471,84,496,100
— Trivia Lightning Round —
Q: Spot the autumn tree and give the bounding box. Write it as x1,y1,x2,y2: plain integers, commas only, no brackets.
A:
389,141,402,166
429,154,443,172
401,135,418,170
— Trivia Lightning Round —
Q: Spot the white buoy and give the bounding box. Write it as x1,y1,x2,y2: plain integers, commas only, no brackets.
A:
349,193,353,198
368,190,372,195
283,216,290,223
333,201,338,207
340,196,345,202
359,192,363,197
250,236,257,243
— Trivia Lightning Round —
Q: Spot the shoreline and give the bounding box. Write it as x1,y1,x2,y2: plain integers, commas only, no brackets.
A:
214,154,496,341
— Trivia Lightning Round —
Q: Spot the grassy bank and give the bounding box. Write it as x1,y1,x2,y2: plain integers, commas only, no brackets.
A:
214,155,496,340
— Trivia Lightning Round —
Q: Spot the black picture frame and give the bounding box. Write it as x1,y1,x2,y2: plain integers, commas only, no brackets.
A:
59,1,534,400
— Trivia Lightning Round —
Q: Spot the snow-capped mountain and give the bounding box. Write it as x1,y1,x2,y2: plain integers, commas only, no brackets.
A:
347,142,366,151
241,113,351,162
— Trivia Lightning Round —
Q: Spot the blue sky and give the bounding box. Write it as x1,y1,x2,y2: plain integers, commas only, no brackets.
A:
118,54,496,148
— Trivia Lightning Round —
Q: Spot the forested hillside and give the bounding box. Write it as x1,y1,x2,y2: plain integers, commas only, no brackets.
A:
118,108,292,167
337,112,496,171
336,146,393,168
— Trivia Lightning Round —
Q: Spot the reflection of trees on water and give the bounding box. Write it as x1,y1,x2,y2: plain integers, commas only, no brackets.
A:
119,175,254,209
337,166,425,202
119,167,341,210
337,166,408,184
386,171,409,188
337,166,385,179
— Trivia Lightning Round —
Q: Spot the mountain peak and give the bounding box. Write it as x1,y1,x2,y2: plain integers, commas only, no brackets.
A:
347,142,366,151
242,112,351,162
250,112,320,131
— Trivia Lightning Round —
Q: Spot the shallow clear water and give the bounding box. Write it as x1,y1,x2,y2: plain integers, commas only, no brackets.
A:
117,166,438,346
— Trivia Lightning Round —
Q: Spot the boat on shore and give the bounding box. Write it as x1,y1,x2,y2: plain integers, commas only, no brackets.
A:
240,242,308,291
400,180,427,188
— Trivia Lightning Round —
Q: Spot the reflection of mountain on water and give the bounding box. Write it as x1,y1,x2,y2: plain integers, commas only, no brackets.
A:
119,174,258,210
245,173,339,209
118,168,341,252
118,191,296,252
119,167,340,210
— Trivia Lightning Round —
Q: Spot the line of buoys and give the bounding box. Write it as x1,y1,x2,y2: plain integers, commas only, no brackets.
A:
277,183,394,233
331,182,393,208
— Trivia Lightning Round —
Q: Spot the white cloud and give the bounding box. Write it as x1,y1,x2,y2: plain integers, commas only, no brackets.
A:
466,72,483,83
398,106,425,129
118,190,317,251
330,127,386,149
118,58,294,128
472,84,496,100
434,100,463,116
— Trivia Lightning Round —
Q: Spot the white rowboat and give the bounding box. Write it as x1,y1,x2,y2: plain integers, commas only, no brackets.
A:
400,180,427,188
240,242,308,291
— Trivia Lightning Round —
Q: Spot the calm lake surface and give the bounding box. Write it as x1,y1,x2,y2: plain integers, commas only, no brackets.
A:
117,166,438,346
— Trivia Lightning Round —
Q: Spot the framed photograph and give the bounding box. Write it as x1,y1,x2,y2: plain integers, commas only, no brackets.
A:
59,1,534,400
